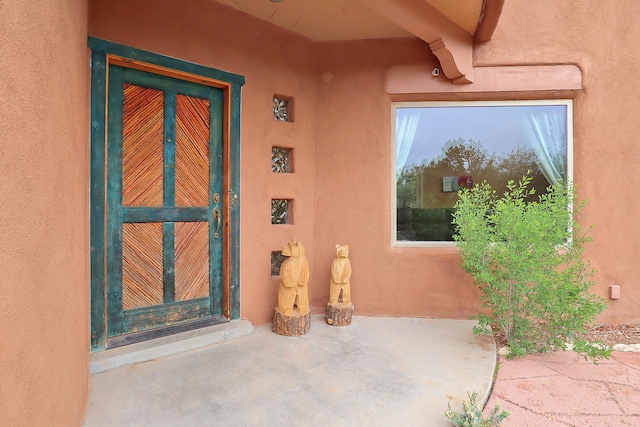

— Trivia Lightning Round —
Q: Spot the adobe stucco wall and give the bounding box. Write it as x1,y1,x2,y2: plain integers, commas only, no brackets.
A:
90,0,640,329
474,0,640,323
310,39,484,318
0,0,90,425
311,0,640,324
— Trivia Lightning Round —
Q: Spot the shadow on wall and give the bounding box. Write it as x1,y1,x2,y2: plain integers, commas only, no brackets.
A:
397,207,455,242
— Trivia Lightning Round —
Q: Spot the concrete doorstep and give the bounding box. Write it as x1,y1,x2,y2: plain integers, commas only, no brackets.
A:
90,320,255,374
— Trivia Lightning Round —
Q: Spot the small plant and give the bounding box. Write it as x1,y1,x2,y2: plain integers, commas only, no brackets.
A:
452,174,609,360
445,391,509,427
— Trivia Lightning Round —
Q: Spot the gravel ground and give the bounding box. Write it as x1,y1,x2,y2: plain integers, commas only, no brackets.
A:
491,323,640,350
578,323,640,347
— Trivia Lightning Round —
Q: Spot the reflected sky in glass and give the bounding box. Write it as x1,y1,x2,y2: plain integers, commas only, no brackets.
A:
397,104,567,168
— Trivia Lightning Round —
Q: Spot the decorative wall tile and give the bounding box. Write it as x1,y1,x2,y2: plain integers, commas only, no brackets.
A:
271,199,289,224
272,147,291,173
273,96,292,122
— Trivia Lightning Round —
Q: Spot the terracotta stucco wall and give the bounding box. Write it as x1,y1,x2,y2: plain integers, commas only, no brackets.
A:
474,0,640,323
0,0,90,425
89,0,640,328
311,0,640,324
309,40,484,318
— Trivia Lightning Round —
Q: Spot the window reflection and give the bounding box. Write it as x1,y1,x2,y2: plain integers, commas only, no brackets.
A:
394,101,571,243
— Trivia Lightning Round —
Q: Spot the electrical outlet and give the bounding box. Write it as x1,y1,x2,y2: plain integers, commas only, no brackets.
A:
610,285,621,299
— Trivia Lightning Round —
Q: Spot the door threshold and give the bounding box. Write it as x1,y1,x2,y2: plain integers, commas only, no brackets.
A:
107,316,229,349
90,319,254,374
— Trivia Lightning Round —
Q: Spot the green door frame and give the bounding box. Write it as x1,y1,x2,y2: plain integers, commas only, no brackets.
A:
89,37,244,351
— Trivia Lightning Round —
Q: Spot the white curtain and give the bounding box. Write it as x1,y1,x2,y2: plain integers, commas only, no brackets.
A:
519,107,567,185
396,112,420,179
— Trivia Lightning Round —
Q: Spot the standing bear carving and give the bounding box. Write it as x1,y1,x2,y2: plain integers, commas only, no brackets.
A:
329,244,351,305
277,239,310,315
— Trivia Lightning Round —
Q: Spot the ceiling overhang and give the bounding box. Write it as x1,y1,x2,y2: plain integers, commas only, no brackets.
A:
356,0,475,84
214,0,504,85
356,0,504,84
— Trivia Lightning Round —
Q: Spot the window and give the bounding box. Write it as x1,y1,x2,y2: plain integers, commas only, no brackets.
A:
392,100,573,245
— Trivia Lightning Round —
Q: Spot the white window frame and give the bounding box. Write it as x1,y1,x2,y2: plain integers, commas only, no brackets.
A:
391,99,574,248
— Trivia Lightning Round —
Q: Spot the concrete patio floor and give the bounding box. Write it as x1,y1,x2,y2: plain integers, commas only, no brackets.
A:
85,315,497,427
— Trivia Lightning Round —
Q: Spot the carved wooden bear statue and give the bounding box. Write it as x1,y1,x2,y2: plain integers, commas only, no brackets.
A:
277,239,310,315
329,244,351,305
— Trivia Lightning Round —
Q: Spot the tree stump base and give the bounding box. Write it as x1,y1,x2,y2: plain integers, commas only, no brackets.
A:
272,308,311,336
326,302,354,326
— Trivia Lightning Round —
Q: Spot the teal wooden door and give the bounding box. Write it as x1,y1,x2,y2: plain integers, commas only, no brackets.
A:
105,65,225,346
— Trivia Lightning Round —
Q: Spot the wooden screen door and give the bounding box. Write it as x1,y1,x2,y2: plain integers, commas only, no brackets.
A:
105,64,226,346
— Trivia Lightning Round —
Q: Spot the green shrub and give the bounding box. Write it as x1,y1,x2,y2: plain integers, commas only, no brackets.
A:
452,175,609,360
445,391,509,427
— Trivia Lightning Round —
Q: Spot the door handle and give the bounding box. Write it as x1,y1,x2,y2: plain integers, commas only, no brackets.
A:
212,207,221,239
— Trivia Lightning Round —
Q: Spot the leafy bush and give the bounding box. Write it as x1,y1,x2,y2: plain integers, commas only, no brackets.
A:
452,175,609,359
445,391,509,427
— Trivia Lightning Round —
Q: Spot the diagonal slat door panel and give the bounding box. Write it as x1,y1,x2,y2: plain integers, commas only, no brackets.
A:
175,94,210,207
175,222,210,301
122,222,164,309
104,64,227,345
122,84,164,207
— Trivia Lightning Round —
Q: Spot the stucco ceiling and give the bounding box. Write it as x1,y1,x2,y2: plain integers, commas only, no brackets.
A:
214,0,484,41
